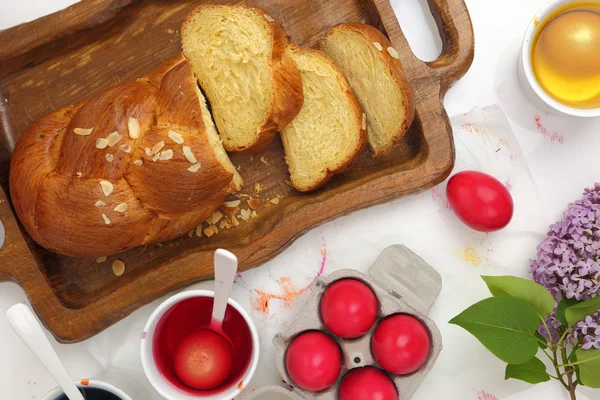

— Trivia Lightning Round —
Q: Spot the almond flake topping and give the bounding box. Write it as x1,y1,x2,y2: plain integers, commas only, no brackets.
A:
96,256,107,263
144,147,153,156
119,144,132,153
76,172,82,178
270,197,280,205
133,160,143,167
223,200,241,208
112,260,125,276
373,42,383,51
195,225,203,237
362,113,367,130
264,14,275,22
152,141,165,154
74,127,93,136
105,154,114,163
128,117,140,139
159,149,173,161
152,154,160,162
100,180,113,196
211,211,223,224
387,46,399,59
102,213,111,225
106,131,122,147
183,146,197,163
96,138,109,149
113,203,128,213
168,130,184,144
188,163,201,173
95,200,106,207
247,198,260,210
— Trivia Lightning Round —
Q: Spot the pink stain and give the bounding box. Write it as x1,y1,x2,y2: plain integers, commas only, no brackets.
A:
317,235,327,278
477,391,498,400
535,115,564,143
431,186,451,210
141,331,147,339
505,178,513,191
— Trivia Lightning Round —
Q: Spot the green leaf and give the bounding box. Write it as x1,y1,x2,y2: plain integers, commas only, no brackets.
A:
556,298,579,326
575,348,600,388
565,297,600,328
482,275,554,319
449,296,540,364
534,331,548,349
505,357,550,384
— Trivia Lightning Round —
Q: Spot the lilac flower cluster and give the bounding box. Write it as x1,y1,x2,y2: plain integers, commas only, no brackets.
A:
531,183,600,347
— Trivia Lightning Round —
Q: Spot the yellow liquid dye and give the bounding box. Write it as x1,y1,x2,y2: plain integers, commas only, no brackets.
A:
531,2,600,109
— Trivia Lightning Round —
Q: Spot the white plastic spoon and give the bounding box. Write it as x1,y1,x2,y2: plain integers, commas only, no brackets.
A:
6,303,85,400
209,249,238,336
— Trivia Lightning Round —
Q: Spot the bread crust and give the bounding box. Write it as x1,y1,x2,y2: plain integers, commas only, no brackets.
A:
282,46,367,192
319,23,415,158
182,5,304,154
9,55,240,257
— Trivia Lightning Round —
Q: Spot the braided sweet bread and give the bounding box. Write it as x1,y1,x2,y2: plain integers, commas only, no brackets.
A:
9,54,242,258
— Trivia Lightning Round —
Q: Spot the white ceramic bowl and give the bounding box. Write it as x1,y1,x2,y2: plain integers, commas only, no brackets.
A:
141,290,260,400
41,379,131,400
520,0,600,117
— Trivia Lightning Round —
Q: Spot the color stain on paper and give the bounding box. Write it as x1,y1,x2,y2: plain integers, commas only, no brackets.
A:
431,186,451,210
251,277,308,314
455,247,482,267
505,178,513,191
535,115,564,143
250,237,328,315
477,390,498,400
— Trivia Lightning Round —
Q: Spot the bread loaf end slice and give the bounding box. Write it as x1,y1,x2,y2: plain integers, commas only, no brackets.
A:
182,5,303,153
281,46,367,192
319,23,415,158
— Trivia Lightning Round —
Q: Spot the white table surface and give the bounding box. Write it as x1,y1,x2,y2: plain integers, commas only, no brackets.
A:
2,1,600,399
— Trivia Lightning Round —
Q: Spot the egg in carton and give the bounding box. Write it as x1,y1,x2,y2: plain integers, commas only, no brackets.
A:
270,245,442,400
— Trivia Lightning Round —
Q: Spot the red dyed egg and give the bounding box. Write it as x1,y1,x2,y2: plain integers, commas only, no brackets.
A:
320,279,378,339
173,329,233,390
446,170,514,232
371,314,430,375
339,367,398,400
285,331,342,392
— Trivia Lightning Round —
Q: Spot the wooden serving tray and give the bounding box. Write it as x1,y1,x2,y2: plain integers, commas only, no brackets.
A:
0,0,473,342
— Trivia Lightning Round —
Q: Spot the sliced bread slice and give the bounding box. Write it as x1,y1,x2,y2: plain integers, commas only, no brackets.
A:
281,46,367,192
319,23,415,158
182,5,303,153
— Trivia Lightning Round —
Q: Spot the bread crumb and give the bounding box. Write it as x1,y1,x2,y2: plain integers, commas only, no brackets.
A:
96,256,107,263
254,183,263,193
247,198,260,210
105,154,114,163
219,219,228,229
260,156,270,166
76,172,82,178
188,230,194,238
133,160,143,167
119,144,132,153
231,215,240,227
211,211,223,224
251,210,258,219
236,165,242,171
270,197,280,205
112,260,125,276
167,28,175,34
240,209,250,221
285,180,293,187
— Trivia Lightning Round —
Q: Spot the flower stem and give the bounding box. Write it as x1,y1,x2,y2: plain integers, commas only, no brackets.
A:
561,343,577,400
541,318,556,347
553,348,571,391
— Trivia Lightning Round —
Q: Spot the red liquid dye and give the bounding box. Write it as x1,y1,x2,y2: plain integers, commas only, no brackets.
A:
152,297,253,395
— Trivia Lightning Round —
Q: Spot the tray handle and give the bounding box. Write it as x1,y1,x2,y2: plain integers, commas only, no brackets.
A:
373,0,474,94
425,0,475,92
0,186,37,283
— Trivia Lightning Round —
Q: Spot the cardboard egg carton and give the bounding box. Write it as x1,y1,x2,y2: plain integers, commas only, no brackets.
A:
270,245,443,400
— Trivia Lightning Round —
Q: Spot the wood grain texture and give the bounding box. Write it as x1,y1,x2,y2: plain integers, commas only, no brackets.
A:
0,0,473,342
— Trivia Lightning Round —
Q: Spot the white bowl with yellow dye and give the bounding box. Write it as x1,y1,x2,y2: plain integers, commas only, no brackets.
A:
520,0,600,117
